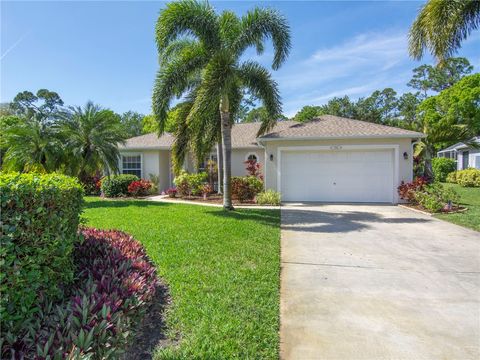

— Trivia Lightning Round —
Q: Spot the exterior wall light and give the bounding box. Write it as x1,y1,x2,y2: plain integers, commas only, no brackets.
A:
270,154,274,161
403,152,408,160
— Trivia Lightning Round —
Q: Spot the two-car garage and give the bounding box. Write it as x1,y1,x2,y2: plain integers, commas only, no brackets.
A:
279,148,396,203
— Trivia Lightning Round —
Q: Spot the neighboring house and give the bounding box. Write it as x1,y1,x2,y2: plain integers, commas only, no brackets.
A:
437,137,480,171
119,115,424,204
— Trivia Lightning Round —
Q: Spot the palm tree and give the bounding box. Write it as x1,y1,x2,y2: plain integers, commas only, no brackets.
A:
409,0,480,61
2,115,63,172
153,0,291,210
59,101,127,180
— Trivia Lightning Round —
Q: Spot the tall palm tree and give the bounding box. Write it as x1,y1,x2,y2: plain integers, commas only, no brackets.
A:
59,102,127,180
153,0,290,210
2,115,63,172
409,0,480,61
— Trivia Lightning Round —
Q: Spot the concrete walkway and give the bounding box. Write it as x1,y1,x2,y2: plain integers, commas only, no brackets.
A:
147,194,280,209
280,204,480,360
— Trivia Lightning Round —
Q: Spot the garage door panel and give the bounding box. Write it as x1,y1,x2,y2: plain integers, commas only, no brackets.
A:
281,149,394,203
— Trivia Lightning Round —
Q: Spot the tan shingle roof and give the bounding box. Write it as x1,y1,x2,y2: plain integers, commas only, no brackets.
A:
119,115,424,150
259,115,424,140
119,132,175,150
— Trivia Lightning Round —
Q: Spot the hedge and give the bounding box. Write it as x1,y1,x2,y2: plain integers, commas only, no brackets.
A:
432,157,456,182
0,172,84,336
101,174,139,197
447,168,480,187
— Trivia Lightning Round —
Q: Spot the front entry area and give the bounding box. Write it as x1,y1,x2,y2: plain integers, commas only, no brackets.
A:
280,148,395,203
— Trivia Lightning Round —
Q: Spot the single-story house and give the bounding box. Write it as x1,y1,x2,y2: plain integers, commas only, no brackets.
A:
437,137,480,170
119,115,424,204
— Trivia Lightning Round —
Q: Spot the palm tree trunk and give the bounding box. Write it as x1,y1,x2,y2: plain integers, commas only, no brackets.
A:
216,141,223,194
424,144,434,181
220,96,234,210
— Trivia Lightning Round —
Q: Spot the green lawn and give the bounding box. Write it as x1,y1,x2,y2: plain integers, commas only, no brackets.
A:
436,183,480,232
82,197,281,359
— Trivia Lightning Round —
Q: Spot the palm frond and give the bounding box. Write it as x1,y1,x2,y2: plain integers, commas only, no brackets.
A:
409,0,480,61
152,45,208,134
238,61,282,135
235,7,291,69
155,0,221,53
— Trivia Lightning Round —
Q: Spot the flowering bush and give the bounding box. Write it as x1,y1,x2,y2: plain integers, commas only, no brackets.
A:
232,176,264,202
101,174,139,197
244,159,262,179
174,171,208,197
128,179,153,196
1,228,159,359
447,168,480,187
397,177,429,203
166,187,177,198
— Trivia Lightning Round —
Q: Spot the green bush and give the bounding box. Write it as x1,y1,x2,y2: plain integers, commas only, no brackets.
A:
173,171,208,197
232,176,264,202
446,171,457,184
455,168,480,187
256,189,281,205
0,172,83,334
414,182,459,212
101,174,139,197
432,157,457,182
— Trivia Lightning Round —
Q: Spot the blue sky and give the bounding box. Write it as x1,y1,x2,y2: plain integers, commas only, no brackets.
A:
2,1,479,117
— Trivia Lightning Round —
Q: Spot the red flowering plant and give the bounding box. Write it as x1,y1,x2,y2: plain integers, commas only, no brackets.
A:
397,176,429,203
166,187,177,198
127,179,153,197
201,183,213,199
244,159,263,180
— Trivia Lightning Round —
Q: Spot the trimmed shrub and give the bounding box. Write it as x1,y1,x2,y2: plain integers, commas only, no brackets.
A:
414,183,460,212
452,168,480,187
173,171,208,197
446,171,458,184
1,227,159,359
432,157,456,182
232,176,263,202
0,173,84,337
256,189,281,205
101,174,139,197
397,177,429,203
128,179,153,196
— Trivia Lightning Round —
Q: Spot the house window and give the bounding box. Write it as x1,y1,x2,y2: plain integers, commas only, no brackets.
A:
246,153,258,162
122,154,142,178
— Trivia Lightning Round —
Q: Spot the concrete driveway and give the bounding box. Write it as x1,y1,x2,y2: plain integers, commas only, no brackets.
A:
280,204,480,360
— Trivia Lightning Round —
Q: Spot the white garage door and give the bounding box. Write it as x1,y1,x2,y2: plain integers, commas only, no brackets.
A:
280,149,394,203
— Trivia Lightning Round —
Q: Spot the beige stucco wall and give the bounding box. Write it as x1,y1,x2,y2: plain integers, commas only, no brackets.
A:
119,150,173,193
262,138,415,203
231,148,265,177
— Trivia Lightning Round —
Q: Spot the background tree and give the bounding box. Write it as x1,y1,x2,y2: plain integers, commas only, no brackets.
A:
415,73,480,178
153,0,291,210
409,0,480,61
294,105,320,122
243,106,287,123
10,89,63,120
119,111,144,138
408,57,473,96
59,102,127,180
317,96,357,119
355,88,398,124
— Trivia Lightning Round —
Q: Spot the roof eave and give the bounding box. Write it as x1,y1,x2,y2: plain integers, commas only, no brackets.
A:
257,133,426,142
